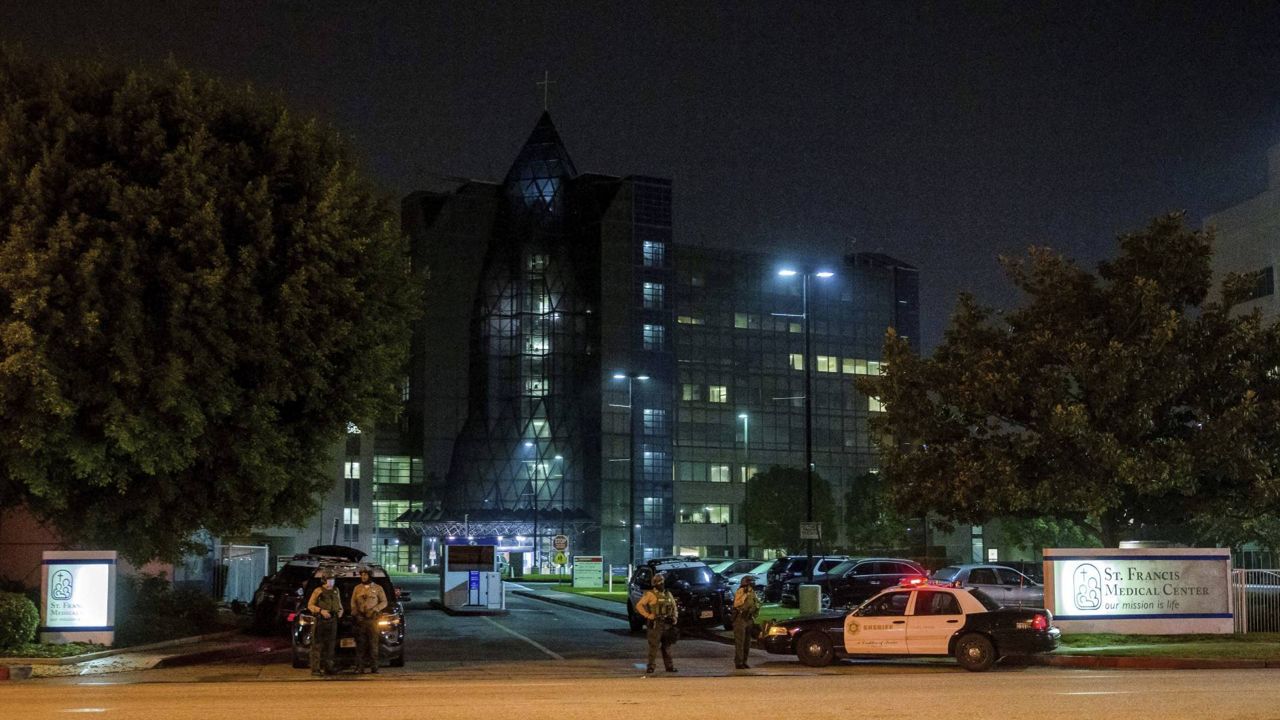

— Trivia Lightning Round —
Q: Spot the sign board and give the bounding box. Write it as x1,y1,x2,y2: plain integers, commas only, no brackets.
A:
552,534,569,551
987,548,999,562
40,550,117,645
799,522,822,540
572,556,604,588
552,551,568,566
468,570,480,590
1044,548,1232,634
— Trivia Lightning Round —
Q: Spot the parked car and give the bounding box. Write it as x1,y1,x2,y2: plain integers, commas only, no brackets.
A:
760,582,1060,672
627,557,734,632
290,562,406,669
764,555,849,602
932,564,1045,608
251,546,368,634
722,560,774,602
780,558,928,609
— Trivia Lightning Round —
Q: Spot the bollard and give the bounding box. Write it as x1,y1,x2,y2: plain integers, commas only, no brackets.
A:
799,584,822,615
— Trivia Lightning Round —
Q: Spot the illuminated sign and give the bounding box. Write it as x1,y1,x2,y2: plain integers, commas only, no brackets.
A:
40,550,117,645
1044,548,1231,634
572,556,604,588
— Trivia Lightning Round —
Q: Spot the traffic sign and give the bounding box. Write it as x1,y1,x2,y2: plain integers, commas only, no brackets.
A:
552,534,569,551
799,522,822,540
553,551,568,566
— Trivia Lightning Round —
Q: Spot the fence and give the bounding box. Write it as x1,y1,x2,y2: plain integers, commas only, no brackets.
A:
214,544,269,604
1231,569,1280,633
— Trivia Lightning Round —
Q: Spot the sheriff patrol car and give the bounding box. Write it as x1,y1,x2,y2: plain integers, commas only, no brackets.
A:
759,581,1059,671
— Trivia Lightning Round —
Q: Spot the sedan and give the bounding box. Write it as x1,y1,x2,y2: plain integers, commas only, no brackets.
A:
760,584,1059,672
932,564,1045,608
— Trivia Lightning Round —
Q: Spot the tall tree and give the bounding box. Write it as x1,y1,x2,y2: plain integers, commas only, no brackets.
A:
862,213,1280,548
842,470,910,551
742,466,837,553
0,50,419,562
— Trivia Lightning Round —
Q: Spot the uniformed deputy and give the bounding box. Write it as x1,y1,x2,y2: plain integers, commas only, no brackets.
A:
306,569,344,676
634,572,679,674
732,575,761,669
351,567,388,673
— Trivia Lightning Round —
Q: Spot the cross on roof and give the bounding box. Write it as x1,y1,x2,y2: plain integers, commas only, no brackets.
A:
537,71,556,110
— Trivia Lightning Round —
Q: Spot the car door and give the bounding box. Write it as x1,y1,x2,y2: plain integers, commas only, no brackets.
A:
996,567,1043,608
815,558,843,590
832,561,873,607
844,590,911,654
906,590,964,654
965,567,1008,605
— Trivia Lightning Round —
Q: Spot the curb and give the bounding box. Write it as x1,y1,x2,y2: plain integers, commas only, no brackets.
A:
1016,654,1280,670
0,628,244,667
153,637,290,669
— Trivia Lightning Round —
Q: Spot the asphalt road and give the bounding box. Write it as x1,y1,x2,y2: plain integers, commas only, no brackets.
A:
9,577,1280,718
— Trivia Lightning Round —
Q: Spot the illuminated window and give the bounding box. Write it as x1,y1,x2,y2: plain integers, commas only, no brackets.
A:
734,313,749,329
740,465,758,483
344,462,360,480
789,353,804,371
678,504,731,523
709,464,730,483
869,396,885,412
642,282,665,309
816,355,838,373
642,324,665,351
643,408,668,435
682,384,704,402
373,500,412,528
373,456,421,485
528,254,548,272
789,322,802,334
677,315,704,325
867,360,883,376
642,241,665,268
401,376,410,402
342,507,360,525
842,357,856,374
708,385,728,403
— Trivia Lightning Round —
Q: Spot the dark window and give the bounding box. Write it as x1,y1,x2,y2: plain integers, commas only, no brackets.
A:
932,566,961,582
862,591,911,616
968,568,999,585
913,591,962,616
997,568,1027,586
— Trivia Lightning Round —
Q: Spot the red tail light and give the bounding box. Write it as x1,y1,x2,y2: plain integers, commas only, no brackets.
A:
1032,613,1048,631
286,612,297,622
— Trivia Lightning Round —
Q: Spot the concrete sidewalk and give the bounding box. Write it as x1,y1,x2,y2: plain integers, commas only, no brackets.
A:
0,633,289,680
509,583,742,646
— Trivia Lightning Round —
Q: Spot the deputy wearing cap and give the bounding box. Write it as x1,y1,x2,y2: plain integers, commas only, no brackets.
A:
306,569,343,676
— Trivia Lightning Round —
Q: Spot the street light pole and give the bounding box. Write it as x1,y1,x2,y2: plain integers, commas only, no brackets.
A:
780,266,833,585
739,412,751,558
614,372,649,567
802,271,815,583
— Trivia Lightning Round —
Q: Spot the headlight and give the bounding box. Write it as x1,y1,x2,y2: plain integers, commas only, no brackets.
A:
766,626,790,637
377,614,401,628
298,615,314,626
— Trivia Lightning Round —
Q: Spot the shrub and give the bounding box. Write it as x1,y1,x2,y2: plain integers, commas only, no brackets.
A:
114,573,222,646
0,592,39,648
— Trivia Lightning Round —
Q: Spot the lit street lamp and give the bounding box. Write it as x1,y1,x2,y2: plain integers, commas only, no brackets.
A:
612,371,649,565
778,266,834,583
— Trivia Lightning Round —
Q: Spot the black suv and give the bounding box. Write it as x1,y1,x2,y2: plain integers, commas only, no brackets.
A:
780,557,927,609
251,545,368,634
626,557,734,633
290,562,406,670
764,555,849,602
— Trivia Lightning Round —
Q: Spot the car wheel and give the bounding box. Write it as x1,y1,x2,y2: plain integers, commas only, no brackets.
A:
954,633,997,672
627,602,645,633
795,631,834,667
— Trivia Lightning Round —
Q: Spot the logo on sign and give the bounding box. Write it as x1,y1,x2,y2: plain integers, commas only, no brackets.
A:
51,570,73,601
1073,563,1102,610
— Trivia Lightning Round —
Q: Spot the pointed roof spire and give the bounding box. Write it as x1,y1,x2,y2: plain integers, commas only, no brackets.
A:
504,112,576,215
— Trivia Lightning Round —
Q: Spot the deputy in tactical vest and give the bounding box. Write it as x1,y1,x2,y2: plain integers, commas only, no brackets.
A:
306,569,344,676
732,574,761,669
350,567,388,673
635,572,679,674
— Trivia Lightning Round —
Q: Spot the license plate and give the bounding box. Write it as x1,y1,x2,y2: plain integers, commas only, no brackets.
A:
699,610,713,619
340,638,356,648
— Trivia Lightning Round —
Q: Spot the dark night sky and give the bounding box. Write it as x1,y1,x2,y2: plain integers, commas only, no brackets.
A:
5,1,1280,349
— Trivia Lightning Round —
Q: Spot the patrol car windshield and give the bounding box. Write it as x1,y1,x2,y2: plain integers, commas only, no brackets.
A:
966,588,1003,611
302,577,396,607
663,567,715,586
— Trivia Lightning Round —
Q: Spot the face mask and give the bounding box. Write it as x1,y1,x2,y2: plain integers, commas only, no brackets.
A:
325,579,335,589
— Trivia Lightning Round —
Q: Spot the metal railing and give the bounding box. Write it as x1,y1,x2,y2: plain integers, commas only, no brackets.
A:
1232,569,1280,633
